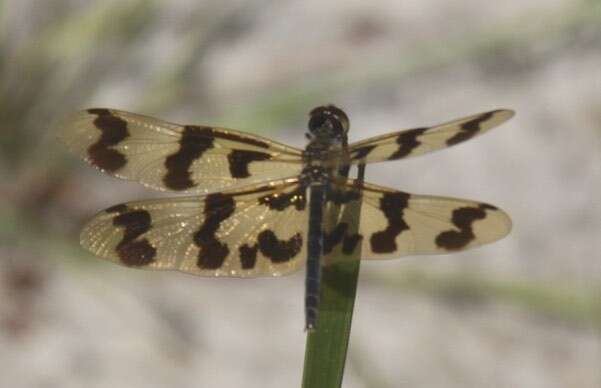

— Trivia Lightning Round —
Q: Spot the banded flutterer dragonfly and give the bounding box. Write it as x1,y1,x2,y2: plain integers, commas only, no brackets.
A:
60,105,513,329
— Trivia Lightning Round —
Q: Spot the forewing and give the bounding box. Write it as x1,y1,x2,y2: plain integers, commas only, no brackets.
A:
346,109,514,164
59,108,303,193
80,179,309,277
322,180,511,262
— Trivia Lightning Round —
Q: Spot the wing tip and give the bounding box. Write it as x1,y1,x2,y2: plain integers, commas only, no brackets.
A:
476,203,513,243
491,108,516,123
56,108,107,149
493,205,513,236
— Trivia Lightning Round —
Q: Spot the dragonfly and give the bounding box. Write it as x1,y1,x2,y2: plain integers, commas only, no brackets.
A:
59,105,513,330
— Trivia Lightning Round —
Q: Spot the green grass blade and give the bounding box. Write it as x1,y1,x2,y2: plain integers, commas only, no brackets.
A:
302,165,365,388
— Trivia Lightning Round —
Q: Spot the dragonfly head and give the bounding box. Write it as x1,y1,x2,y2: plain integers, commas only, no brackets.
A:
307,105,349,143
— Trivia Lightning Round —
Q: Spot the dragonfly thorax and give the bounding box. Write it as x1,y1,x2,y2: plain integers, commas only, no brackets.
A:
300,165,330,186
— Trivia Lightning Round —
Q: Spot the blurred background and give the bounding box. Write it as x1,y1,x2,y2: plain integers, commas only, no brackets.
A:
1,0,600,387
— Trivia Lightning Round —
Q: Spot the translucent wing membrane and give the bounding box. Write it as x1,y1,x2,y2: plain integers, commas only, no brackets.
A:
79,176,511,274
346,109,514,164
66,107,513,273
322,180,512,263
80,179,308,277
59,108,303,193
